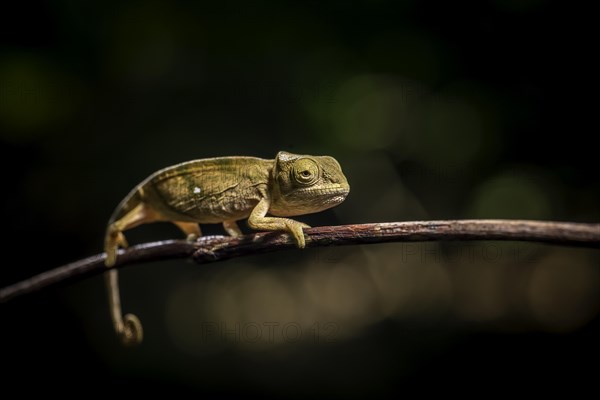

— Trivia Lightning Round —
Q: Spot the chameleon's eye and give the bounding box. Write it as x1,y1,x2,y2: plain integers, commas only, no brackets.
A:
293,158,319,186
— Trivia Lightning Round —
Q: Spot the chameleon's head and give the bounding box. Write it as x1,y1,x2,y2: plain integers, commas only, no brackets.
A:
269,151,350,217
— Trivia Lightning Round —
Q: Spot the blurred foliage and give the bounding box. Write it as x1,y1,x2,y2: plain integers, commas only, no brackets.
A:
1,0,598,397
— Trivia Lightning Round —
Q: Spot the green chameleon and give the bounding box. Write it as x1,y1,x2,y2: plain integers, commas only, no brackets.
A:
104,151,350,345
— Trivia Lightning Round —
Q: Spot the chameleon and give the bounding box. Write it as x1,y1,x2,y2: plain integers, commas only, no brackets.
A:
104,151,350,345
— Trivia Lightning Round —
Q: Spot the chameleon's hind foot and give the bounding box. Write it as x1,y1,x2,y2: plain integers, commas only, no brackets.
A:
173,221,201,242
105,226,128,267
223,220,243,237
117,232,128,248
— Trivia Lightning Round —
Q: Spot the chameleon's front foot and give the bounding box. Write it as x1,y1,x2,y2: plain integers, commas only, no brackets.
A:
286,220,311,248
247,198,311,248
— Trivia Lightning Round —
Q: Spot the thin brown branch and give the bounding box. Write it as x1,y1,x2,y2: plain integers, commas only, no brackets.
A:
1,220,598,303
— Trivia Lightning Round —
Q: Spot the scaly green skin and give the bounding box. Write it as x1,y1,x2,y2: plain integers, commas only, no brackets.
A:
104,151,350,345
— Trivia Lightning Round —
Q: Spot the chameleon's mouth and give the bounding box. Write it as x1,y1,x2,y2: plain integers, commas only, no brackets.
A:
273,183,350,216
294,184,350,204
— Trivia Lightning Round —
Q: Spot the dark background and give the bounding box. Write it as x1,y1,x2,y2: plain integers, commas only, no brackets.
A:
1,0,598,397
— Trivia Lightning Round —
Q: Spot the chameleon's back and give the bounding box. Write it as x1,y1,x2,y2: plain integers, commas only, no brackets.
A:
109,156,273,227
142,157,272,223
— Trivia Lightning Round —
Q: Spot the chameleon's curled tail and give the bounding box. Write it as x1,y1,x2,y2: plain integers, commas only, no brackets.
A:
104,188,154,345
105,268,143,345
104,222,143,345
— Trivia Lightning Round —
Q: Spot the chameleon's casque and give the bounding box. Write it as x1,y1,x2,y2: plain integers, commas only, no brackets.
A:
104,151,349,345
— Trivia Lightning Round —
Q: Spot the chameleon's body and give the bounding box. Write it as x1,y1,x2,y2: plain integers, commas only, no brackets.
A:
104,151,349,345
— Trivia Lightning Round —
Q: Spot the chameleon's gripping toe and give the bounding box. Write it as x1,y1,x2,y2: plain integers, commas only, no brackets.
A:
286,220,311,248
